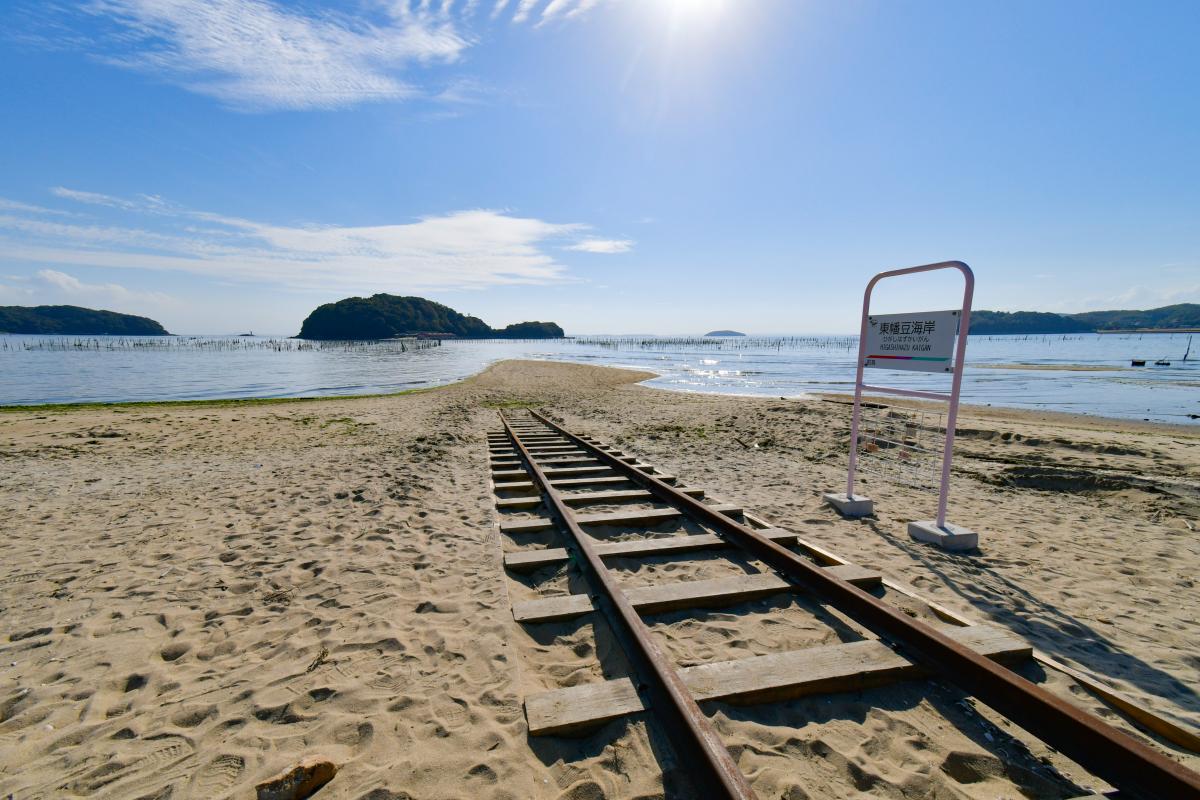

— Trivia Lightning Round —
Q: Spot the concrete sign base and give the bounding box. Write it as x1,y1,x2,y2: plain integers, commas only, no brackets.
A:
823,492,875,518
908,520,978,551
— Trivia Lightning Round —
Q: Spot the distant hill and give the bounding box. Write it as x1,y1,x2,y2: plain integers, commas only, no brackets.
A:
0,305,169,335
705,330,746,337
970,304,1200,334
1070,303,1200,331
297,294,565,340
968,311,1093,335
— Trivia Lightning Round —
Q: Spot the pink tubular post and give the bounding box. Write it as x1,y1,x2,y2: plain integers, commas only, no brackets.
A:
845,261,974,528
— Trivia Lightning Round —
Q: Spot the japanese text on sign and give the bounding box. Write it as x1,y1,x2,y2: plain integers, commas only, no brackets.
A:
862,310,959,373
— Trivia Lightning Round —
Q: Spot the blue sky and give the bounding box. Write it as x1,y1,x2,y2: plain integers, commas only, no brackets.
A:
1,0,1197,335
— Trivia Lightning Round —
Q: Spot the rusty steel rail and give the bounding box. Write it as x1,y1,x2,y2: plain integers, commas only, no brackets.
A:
529,410,1200,800
499,413,756,799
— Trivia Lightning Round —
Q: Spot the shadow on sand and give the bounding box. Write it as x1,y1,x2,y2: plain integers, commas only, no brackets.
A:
862,518,1200,735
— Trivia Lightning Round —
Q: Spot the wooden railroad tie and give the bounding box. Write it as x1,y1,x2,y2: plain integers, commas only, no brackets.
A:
511,566,882,623
496,486,705,511
504,527,795,572
525,624,1031,735
495,474,677,493
493,464,619,479
491,455,640,469
486,419,1200,798
498,503,743,534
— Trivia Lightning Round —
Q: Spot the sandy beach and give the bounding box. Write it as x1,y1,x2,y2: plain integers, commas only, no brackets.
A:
1,359,1197,799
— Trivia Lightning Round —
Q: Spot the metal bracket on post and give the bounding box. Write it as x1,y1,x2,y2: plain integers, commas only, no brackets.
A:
823,260,977,550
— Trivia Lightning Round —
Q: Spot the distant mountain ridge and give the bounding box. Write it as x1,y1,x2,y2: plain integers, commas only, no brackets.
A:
297,294,564,340
0,305,169,335
970,304,1200,334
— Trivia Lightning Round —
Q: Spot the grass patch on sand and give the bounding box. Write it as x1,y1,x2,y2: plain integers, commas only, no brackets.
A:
0,383,458,414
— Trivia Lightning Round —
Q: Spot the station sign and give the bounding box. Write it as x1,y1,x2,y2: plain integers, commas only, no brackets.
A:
862,310,959,373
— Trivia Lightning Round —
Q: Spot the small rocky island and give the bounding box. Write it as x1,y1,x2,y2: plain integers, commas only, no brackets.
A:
705,329,746,337
0,305,169,335
298,294,565,340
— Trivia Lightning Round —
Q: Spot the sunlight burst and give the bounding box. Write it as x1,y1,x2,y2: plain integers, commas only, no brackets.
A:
664,0,728,20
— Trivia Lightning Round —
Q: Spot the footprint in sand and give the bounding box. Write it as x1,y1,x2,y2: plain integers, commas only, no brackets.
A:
65,734,196,799
170,704,217,729
334,720,375,752
467,762,498,784
190,753,246,794
433,697,470,730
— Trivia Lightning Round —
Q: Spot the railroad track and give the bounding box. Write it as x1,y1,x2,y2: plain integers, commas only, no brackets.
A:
489,410,1200,799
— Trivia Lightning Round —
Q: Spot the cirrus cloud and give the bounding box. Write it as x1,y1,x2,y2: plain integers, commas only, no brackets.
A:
85,0,467,110
21,0,613,112
564,237,634,254
51,186,142,211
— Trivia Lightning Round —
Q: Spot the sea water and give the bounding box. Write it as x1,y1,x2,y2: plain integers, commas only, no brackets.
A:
1,333,1196,423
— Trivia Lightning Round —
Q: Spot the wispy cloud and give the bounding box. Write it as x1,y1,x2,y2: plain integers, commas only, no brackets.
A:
490,0,513,21
565,0,603,19
535,0,605,25
20,0,611,112
50,186,140,211
538,0,569,25
0,197,73,216
80,0,467,110
511,0,540,24
34,268,175,306
0,281,34,302
565,238,633,254
1029,273,1200,313
0,188,631,293
517,0,606,26
1079,282,1200,310
431,77,490,105
0,269,174,310
51,186,176,214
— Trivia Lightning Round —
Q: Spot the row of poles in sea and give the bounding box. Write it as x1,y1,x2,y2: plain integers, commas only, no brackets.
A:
0,337,443,353
573,336,860,351
570,333,1110,351
0,332,1192,358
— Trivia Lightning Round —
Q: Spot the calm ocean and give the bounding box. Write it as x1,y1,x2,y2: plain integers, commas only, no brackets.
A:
1,333,1196,423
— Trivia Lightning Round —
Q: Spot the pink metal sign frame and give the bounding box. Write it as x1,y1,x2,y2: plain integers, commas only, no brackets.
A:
845,260,974,528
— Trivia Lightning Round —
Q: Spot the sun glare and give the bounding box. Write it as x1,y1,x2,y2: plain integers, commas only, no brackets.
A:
665,0,728,20
655,0,733,40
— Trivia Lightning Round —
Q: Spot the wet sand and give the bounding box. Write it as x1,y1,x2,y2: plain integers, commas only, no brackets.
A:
1,360,1197,799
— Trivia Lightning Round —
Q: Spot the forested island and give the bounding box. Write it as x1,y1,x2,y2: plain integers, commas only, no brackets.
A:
297,294,565,340
0,305,169,335
970,304,1200,334
705,330,746,337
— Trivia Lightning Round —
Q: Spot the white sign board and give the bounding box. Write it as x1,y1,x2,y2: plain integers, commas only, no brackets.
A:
863,310,959,373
